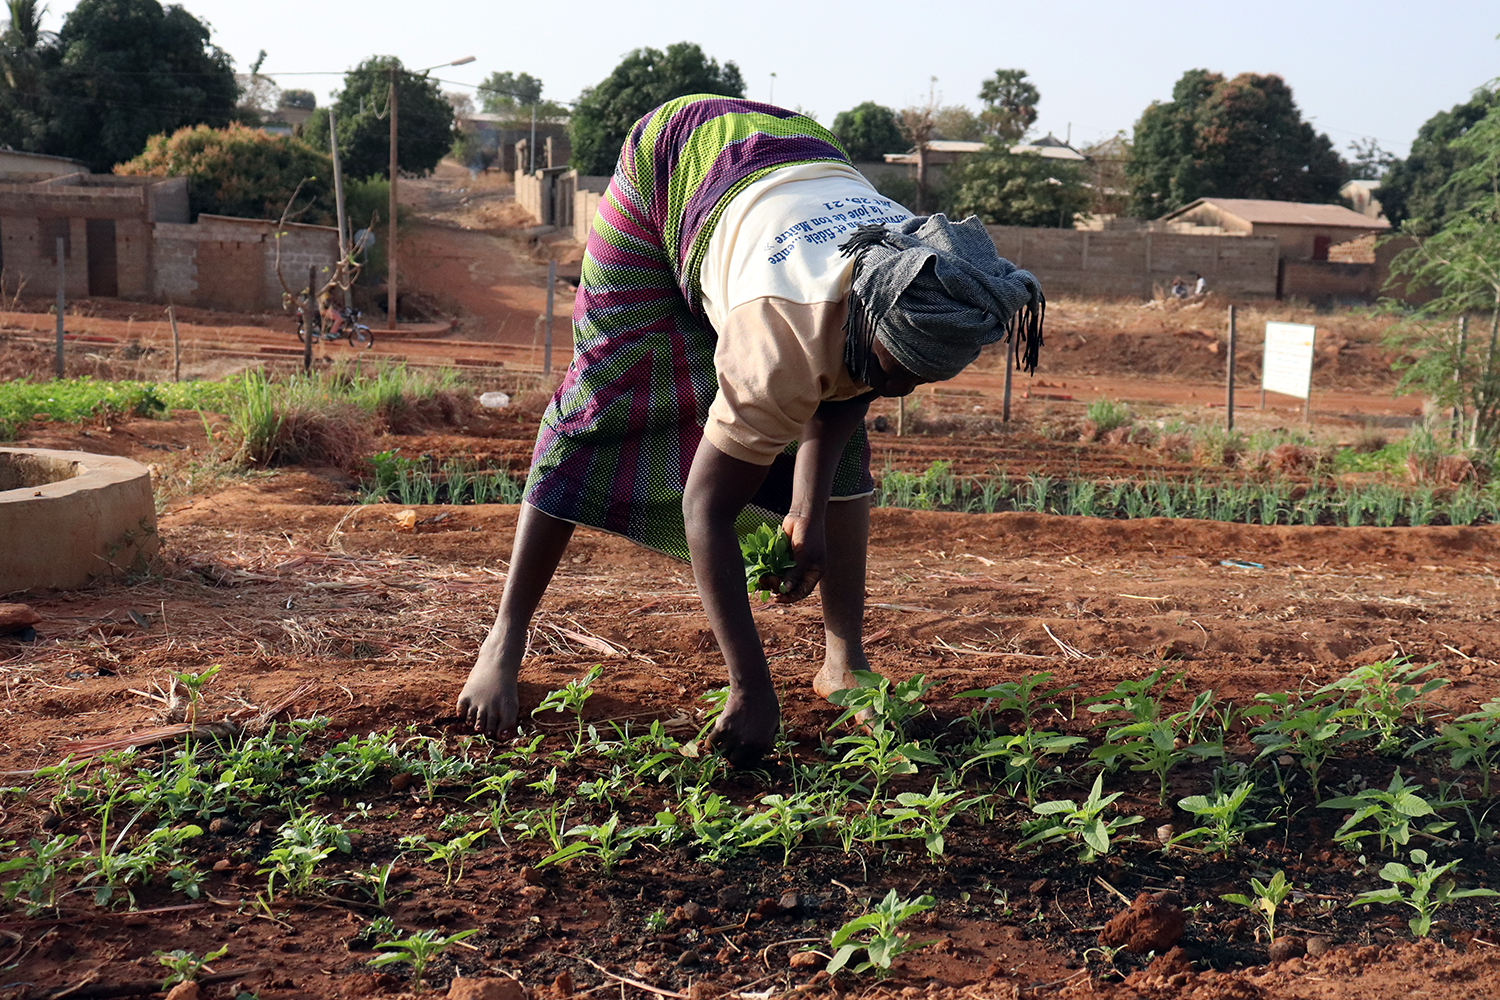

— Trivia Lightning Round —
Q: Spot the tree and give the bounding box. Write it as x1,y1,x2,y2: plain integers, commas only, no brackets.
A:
116,123,333,224
302,56,457,181
1377,87,1500,230
831,101,904,161
43,0,237,171
1383,100,1500,454
281,89,316,111
1127,69,1346,218
945,147,1090,227
978,69,1038,143
0,0,52,152
479,70,543,111
932,105,983,142
569,42,744,175
1347,137,1395,181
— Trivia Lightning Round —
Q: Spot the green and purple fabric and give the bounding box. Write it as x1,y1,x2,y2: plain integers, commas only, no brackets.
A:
522,95,874,560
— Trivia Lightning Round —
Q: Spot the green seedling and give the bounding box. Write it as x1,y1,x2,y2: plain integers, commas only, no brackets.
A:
2,834,79,914
1318,658,1448,751
882,781,980,857
1413,700,1500,797
1174,781,1270,854
959,730,1084,804
259,812,352,900
1247,692,1366,797
369,927,479,990
955,671,1074,727
423,830,484,885
1086,667,1184,725
1350,848,1499,937
350,860,403,909
533,665,604,746
1318,770,1454,853
1221,870,1291,942
822,889,936,977
170,665,221,719
1019,773,1142,862
156,945,228,989
740,523,795,598
832,725,941,805
827,670,934,731
736,792,830,865
538,813,643,871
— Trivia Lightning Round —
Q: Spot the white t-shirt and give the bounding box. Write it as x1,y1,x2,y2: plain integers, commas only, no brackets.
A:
698,163,912,464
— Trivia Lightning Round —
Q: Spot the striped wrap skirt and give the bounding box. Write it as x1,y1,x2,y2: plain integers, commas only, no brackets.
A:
521,95,874,561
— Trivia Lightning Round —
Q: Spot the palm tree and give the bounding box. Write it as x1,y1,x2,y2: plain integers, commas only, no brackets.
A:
0,0,52,149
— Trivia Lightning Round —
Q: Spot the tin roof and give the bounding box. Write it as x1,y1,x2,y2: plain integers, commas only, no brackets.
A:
1164,197,1389,229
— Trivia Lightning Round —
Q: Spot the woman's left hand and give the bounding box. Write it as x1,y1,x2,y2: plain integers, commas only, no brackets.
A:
772,512,826,604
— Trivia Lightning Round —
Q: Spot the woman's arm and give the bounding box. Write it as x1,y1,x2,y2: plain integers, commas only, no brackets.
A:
776,393,873,603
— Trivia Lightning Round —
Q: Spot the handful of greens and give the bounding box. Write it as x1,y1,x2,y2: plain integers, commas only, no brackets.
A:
740,524,795,599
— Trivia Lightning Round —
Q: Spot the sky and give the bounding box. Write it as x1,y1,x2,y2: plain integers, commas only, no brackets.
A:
39,0,1500,158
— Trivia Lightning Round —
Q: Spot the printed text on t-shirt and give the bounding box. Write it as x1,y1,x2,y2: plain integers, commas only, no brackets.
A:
764,196,908,265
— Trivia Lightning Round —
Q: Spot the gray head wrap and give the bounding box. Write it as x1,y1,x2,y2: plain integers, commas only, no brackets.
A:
840,214,1045,384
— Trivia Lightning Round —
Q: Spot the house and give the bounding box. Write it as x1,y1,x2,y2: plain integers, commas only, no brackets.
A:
1157,198,1389,302
459,113,570,174
0,170,338,311
1157,197,1388,262
0,149,91,183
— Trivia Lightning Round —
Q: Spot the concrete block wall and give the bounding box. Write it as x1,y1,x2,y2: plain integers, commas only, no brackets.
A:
575,188,605,243
151,216,339,312
516,170,542,223
1280,260,1378,302
985,226,1279,299
152,223,197,303
116,218,152,298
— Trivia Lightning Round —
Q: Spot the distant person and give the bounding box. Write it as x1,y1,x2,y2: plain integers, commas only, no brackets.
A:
456,95,1045,766
1170,276,1189,299
1193,272,1206,296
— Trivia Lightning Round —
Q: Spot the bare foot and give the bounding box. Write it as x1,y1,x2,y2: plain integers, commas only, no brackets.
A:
456,637,520,737
813,660,859,701
706,686,780,767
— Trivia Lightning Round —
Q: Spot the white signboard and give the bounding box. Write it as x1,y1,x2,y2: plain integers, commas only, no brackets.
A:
1262,322,1316,400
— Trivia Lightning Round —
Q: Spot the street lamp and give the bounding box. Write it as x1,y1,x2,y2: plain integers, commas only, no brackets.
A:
388,54,475,328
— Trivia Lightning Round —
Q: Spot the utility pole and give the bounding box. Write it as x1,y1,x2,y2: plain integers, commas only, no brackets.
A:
544,260,555,374
54,237,64,378
1226,304,1237,431
387,66,399,328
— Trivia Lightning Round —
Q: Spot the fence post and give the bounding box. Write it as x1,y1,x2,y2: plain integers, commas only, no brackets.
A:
54,237,64,378
168,304,181,382
1225,303,1236,431
302,265,318,372
544,259,555,375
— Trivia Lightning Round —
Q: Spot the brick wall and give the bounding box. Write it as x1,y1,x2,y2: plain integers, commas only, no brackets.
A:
152,215,339,312
1279,259,1378,302
985,226,1280,299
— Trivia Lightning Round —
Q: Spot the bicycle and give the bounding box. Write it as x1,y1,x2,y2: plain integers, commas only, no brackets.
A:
295,301,375,349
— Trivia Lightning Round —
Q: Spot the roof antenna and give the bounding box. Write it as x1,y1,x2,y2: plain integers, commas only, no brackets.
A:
1066,122,1071,144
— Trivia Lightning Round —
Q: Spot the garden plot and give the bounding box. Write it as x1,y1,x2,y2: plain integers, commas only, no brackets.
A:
6,466,1500,1000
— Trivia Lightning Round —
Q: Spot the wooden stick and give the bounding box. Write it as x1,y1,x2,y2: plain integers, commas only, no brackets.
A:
579,958,690,1000
32,966,271,1000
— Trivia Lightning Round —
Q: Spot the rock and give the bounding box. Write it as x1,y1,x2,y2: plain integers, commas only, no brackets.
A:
1268,936,1306,964
755,897,781,917
779,891,801,913
665,889,687,904
212,859,232,872
448,976,527,1000
0,604,40,632
1305,936,1335,958
1028,878,1049,894
789,951,822,969
209,817,236,835
39,812,60,832
164,984,201,1000
717,885,748,910
390,772,414,791
1099,892,1186,954
520,866,544,885
551,971,574,998
676,949,700,967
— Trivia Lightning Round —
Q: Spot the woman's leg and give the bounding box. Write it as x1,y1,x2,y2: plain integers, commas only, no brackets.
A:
813,495,870,700
458,503,575,735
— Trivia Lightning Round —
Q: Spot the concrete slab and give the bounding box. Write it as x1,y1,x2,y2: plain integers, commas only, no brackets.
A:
0,448,158,594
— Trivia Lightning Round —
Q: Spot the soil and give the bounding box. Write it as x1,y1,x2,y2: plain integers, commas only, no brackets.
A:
2,167,1497,1000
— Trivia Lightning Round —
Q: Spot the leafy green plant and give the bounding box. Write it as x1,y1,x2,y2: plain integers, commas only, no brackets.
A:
1086,397,1131,435
882,781,979,857
369,927,480,989
822,889,936,977
2,835,79,914
351,860,403,909
832,725,940,805
736,792,831,865
1019,774,1142,861
533,665,604,747
955,672,1073,727
1350,848,1500,937
1087,667,1183,726
423,830,484,886
1174,782,1270,854
1318,770,1454,853
1247,693,1366,796
827,670,934,731
1221,871,1291,942
740,524,795,599
1414,700,1500,797
1093,689,1221,804
959,730,1083,804
1317,659,1448,751
259,812,352,900
156,945,229,989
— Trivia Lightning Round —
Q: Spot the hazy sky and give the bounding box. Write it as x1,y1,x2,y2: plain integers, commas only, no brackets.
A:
39,0,1500,158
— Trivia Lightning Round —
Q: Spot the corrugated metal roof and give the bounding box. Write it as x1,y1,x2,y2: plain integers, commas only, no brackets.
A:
1165,198,1389,228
